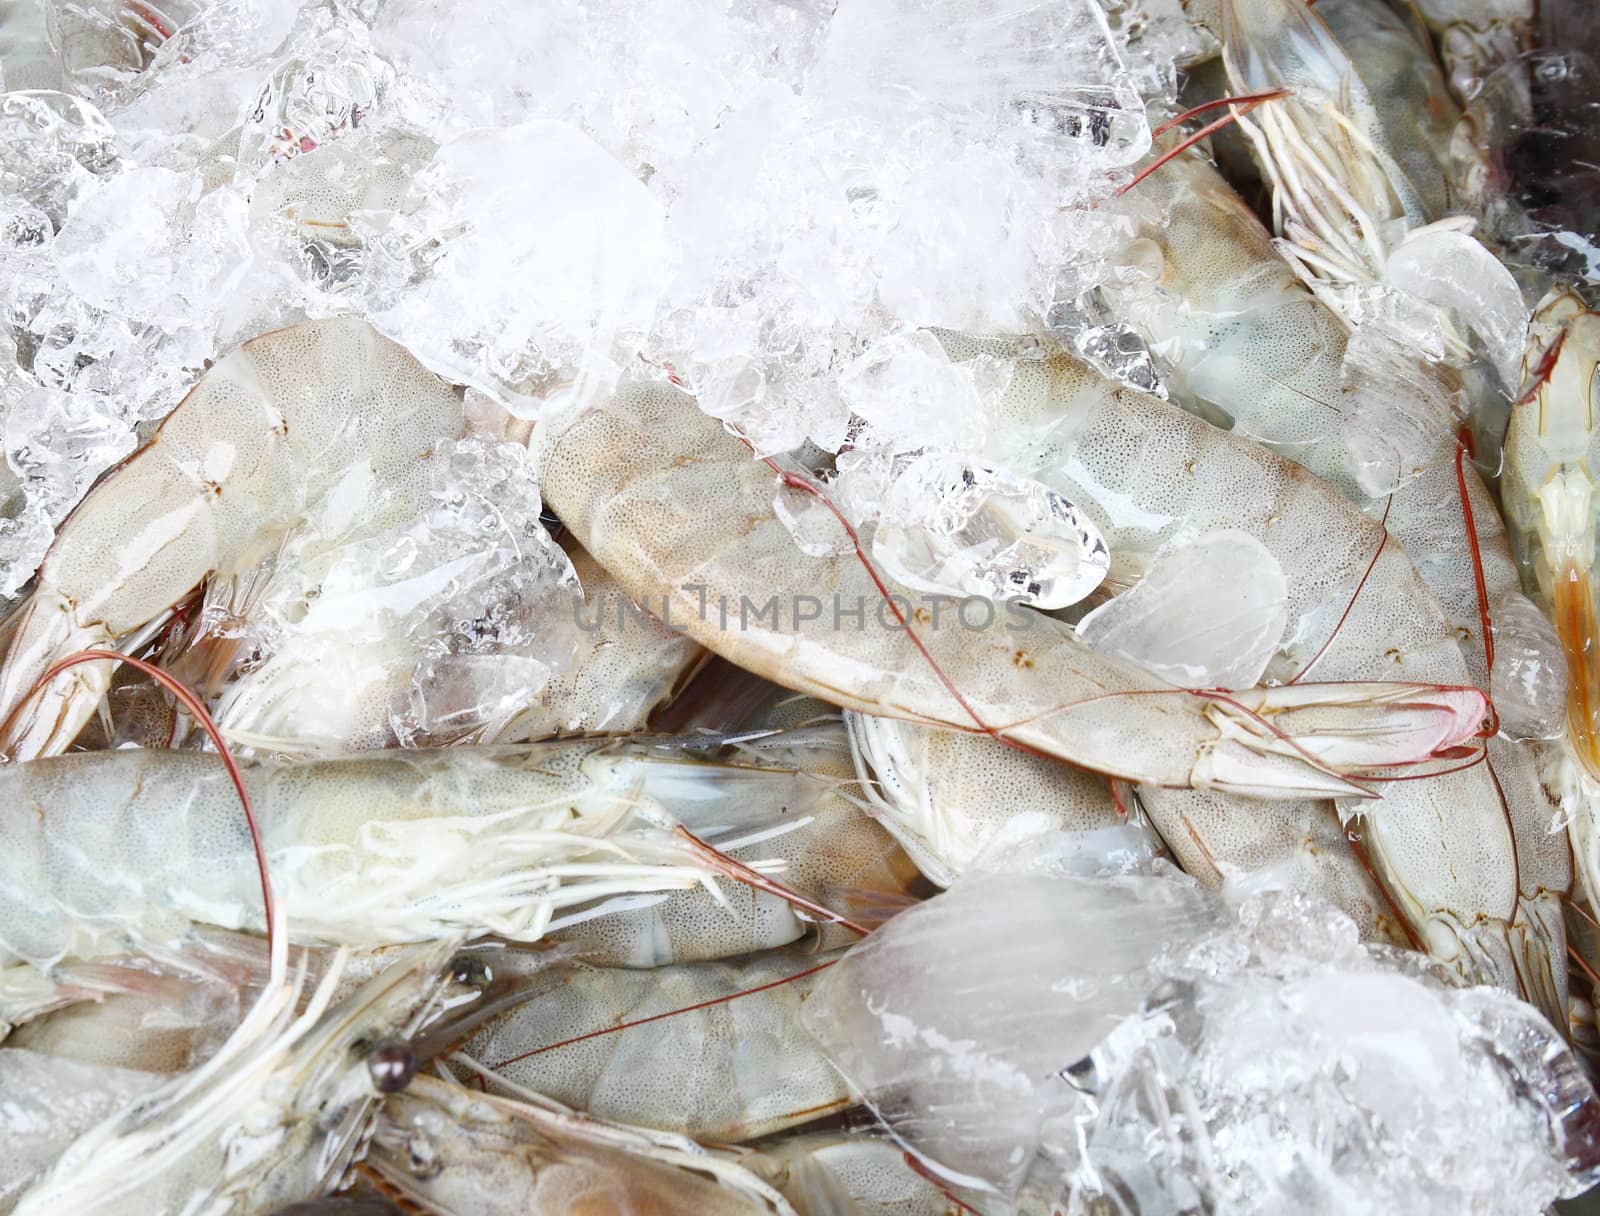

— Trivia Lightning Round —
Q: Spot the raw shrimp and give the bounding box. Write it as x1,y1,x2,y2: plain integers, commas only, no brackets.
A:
12,941,471,1215
0,317,466,761
0,739,825,975
936,332,1524,976
464,947,850,1142
366,1070,795,1216
533,377,1487,800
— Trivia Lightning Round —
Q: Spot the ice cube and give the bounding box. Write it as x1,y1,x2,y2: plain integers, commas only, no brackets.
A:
1384,221,1530,394
0,90,123,230
871,451,1111,609
1052,892,1600,1216
1491,592,1571,740
1076,530,1289,689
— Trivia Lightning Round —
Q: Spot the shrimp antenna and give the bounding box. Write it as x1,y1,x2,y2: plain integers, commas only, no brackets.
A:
1116,89,1290,197
1455,425,1497,679
22,649,279,974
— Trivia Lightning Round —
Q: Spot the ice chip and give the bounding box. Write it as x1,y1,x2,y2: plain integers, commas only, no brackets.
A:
1491,592,1571,740
367,120,668,418
0,90,122,230
1076,530,1288,689
53,166,249,328
1385,221,1530,394
235,19,396,176
838,332,994,454
870,452,1110,609
802,871,1221,1196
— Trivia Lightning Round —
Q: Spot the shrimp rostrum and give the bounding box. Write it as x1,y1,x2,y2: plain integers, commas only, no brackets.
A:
533,378,1489,800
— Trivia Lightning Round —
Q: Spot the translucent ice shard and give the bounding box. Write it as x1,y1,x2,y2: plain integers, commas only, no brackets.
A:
801,872,1222,1196
1076,530,1288,688
54,166,248,328
1384,221,1530,393
235,18,396,177
871,452,1110,609
837,331,1002,454
367,120,668,417
0,91,122,230
1492,592,1571,741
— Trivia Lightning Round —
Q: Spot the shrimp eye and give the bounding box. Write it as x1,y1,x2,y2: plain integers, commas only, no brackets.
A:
449,954,493,989
368,1038,417,1094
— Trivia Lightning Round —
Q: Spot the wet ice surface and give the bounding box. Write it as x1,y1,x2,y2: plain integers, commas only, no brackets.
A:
1492,591,1572,741
805,875,1600,1214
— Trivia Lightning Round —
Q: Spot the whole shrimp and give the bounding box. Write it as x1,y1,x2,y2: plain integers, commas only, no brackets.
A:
960,332,1542,986
13,941,473,1214
0,317,466,761
463,946,850,1142
0,736,868,979
366,1069,795,1216
533,377,1487,800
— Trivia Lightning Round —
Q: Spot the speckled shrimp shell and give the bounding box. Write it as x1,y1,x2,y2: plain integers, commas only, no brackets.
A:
463,946,850,1142
0,317,466,761
367,1072,796,1216
533,378,1487,800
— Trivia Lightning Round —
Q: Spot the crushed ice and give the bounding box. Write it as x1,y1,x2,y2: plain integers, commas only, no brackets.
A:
805,873,1600,1213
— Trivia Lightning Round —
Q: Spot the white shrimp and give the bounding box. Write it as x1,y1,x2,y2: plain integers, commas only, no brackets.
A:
533,377,1487,801
0,317,466,761
1503,293,1600,910
366,1069,795,1216
0,739,840,977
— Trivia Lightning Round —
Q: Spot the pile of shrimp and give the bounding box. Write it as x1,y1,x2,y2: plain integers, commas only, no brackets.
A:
5,0,1600,1212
